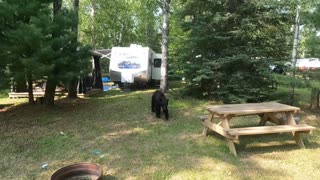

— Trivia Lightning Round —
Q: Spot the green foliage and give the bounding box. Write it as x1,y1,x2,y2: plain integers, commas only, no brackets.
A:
0,0,91,95
172,0,294,103
304,32,320,58
303,2,320,58
78,0,161,50
0,0,52,89
0,1,16,88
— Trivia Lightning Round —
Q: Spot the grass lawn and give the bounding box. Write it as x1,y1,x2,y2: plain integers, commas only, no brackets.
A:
0,86,319,179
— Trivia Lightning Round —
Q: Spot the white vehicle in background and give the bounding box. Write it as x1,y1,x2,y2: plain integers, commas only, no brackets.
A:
109,44,161,86
294,58,320,71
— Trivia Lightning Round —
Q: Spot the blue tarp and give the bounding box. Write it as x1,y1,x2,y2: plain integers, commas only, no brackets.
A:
102,77,110,82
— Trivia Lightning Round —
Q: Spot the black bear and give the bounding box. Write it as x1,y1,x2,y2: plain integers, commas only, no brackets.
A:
151,90,169,120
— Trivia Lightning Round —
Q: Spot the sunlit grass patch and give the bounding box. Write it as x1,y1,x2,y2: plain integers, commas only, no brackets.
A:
0,84,320,179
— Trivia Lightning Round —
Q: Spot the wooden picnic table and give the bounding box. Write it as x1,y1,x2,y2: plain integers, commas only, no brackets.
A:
200,102,315,156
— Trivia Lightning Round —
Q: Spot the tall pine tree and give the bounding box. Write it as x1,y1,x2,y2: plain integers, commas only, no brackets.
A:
176,0,292,103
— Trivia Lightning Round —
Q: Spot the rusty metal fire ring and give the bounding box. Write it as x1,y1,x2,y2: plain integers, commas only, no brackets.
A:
51,162,103,180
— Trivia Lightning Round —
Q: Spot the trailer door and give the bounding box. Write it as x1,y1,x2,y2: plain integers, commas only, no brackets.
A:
152,58,161,80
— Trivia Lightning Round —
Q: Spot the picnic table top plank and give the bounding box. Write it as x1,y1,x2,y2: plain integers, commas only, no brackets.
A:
207,102,300,116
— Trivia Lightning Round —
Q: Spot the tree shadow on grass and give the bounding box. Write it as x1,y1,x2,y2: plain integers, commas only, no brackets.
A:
93,119,293,179
0,103,14,109
0,104,14,112
1,90,319,179
305,140,320,149
235,133,320,155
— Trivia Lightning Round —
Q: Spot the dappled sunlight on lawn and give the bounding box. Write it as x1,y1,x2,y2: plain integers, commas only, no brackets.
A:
0,98,27,112
303,114,320,127
239,149,320,179
90,89,154,99
169,169,231,180
102,127,150,141
177,132,203,141
305,114,319,121
1,88,320,179
94,93,137,100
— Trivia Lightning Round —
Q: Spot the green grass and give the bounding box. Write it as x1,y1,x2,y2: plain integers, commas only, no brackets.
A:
0,87,320,179
0,89,9,98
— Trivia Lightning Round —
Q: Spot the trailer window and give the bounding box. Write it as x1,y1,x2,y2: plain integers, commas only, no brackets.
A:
154,58,161,68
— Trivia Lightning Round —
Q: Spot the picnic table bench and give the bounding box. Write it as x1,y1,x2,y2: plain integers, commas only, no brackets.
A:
200,102,316,156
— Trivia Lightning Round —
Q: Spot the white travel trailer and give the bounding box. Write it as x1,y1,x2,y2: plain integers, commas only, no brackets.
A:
109,44,162,85
295,58,320,70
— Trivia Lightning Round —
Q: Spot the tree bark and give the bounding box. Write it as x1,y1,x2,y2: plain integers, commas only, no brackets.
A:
44,76,57,106
160,0,170,93
90,0,96,48
310,88,319,109
44,0,62,106
53,0,62,15
27,74,35,104
67,77,78,98
73,0,79,43
15,79,27,92
67,0,80,99
92,55,103,89
289,5,301,105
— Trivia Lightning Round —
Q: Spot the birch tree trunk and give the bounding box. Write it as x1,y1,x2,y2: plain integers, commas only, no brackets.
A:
160,0,170,93
90,0,96,48
289,5,300,105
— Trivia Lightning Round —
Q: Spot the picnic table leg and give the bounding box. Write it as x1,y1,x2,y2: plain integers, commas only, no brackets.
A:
294,132,305,148
259,113,284,125
258,113,269,126
226,140,237,156
202,114,213,136
286,112,296,125
221,116,237,156
286,112,305,148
